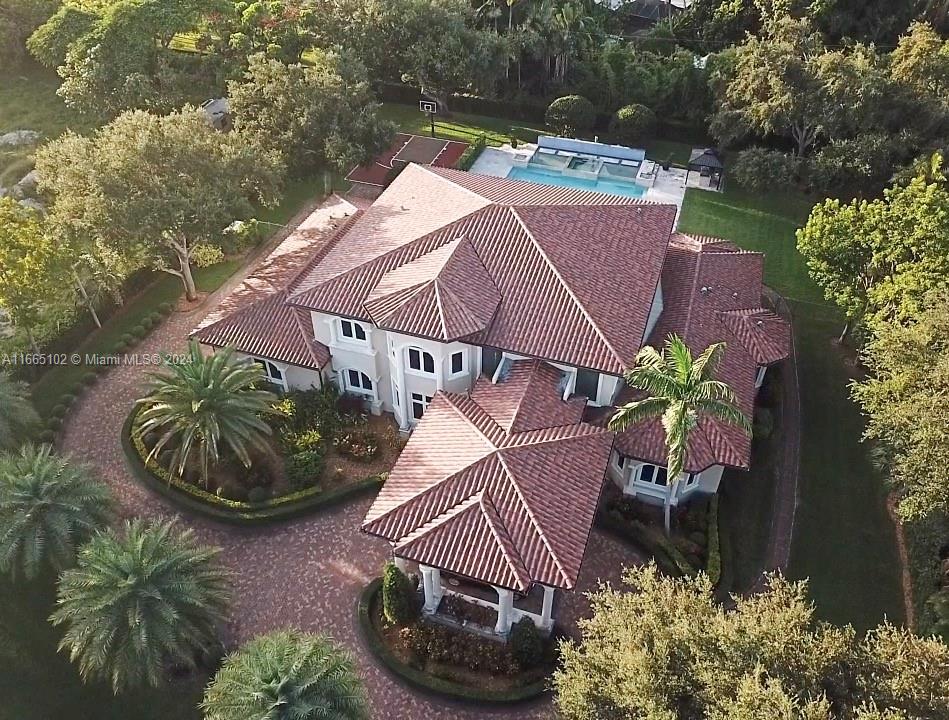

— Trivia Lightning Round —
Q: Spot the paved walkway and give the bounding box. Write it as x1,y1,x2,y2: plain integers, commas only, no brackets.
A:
59,195,644,720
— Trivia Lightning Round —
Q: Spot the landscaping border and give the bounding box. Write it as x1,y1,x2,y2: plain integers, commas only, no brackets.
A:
121,410,384,525
356,578,551,705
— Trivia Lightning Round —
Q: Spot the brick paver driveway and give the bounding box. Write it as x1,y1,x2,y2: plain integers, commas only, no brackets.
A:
59,196,643,720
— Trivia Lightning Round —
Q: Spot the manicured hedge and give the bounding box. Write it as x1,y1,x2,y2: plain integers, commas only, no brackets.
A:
356,579,551,704
706,495,722,587
456,133,487,170
121,410,385,525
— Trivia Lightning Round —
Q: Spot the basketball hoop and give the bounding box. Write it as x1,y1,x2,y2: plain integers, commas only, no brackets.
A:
419,100,438,137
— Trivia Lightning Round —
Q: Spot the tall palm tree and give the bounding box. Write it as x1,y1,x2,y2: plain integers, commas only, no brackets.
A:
202,630,370,720
51,519,230,693
0,444,113,580
0,373,40,451
609,335,751,534
136,340,277,485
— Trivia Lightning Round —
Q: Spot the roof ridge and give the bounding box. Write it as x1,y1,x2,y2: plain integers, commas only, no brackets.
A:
285,208,364,295
393,491,485,547
496,452,572,587
509,207,628,369
432,281,449,339
418,165,494,204
441,392,504,449
477,491,532,588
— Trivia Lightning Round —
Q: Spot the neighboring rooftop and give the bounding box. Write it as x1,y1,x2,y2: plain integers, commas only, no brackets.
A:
362,360,614,592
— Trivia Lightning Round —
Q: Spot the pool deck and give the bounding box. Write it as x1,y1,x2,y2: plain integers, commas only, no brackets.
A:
471,144,690,225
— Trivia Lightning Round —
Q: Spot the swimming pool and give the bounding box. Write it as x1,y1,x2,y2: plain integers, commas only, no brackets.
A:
507,164,647,199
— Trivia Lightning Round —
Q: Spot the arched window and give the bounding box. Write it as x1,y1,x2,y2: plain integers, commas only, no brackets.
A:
338,318,368,343
343,369,373,396
407,347,435,374
254,358,286,390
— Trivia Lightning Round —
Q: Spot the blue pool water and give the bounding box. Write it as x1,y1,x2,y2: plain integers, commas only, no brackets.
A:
507,164,646,199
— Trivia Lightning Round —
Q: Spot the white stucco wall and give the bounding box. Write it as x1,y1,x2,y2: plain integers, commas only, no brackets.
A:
643,280,664,343
609,449,725,505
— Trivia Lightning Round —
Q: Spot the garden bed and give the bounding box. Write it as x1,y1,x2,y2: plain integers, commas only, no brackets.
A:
121,407,388,525
356,579,553,704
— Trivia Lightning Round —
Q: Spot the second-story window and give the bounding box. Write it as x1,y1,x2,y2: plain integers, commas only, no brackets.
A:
344,369,373,395
408,347,435,374
450,351,465,375
339,319,367,342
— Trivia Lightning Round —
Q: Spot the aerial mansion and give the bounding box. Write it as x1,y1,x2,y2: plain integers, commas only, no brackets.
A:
194,163,789,633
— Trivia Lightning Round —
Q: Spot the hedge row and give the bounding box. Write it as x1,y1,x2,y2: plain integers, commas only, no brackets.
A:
706,495,722,587
121,409,385,525
598,512,697,578
37,302,177,443
356,578,551,704
455,133,487,170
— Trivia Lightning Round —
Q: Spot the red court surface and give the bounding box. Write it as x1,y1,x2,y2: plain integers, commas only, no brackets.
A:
346,133,469,187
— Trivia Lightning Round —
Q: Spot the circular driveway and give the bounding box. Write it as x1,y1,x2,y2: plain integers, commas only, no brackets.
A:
60,199,643,719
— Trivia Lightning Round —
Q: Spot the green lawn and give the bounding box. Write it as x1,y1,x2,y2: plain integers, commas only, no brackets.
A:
380,102,546,146
0,573,206,720
29,260,241,417
679,186,904,632
642,138,694,167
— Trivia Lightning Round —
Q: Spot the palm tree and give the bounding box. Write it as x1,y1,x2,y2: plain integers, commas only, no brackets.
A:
0,444,113,580
609,335,751,534
136,340,277,485
51,519,230,693
0,373,40,451
202,630,369,720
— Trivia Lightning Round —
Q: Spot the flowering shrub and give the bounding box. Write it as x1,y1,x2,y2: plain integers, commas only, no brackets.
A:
335,429,380,462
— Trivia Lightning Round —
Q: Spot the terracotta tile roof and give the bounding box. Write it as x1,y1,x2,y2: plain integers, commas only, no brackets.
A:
193,292,330,369
192,197,362,369
362,361,614,592
610,233,790,472
289,166,675,373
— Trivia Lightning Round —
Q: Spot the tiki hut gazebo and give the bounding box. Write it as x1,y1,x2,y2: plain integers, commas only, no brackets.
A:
686,148,725,191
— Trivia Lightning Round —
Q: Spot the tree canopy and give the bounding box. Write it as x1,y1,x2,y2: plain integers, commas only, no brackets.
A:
36,108,281,301
554,565,949,720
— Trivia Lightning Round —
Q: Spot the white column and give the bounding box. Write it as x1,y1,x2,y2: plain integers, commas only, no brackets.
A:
540,585,555,630
420,565,438,612
494,587,514,634
393,556,407,572
430,567,442,606
392,344,410,431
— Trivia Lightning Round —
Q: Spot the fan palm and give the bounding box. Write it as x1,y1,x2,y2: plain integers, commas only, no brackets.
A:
609,334,751,534
202,630,369,720
136,340,277,485
0,372,40,451
51,519,230,693
0,444,113,580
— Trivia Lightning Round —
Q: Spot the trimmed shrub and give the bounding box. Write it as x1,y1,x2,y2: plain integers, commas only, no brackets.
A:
50,404,67,419
286,449,324,490
732,147,800,192
609,104,657,146
81,371,97,386
114,341,129,353
545,95,595,136
706,495,722,586
130,324,148,338
119,333,135,346
47,416,63,430
39,429,56,443
247,486,271,504
381,562,418,626
149,311,163,324
61,393,77,406
753,407,775,440
282,428,323,454
159,301,175,315
335,429,380,462
456,133,487,170
509,617,544,669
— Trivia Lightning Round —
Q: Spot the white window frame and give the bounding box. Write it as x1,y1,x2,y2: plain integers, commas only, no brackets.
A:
254,358,287,391
449,350,466,377
338,318,369,345
342,368,374,397
613,452,627,471
635,463,669,487
406,347,436,376
410,392,433,421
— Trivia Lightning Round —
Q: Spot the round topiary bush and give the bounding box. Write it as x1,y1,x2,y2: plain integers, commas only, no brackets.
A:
119,333,135,345
82,371,97,386
381,561,418,626
114,341,128,353
39,429,56,443
160,301,175,315
131,324,148,338
47,416,63,430
149,311,163,324
609,104,657,146
61,393,78,406
545,95,596,136
510,616,544,670
50,404,67,418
